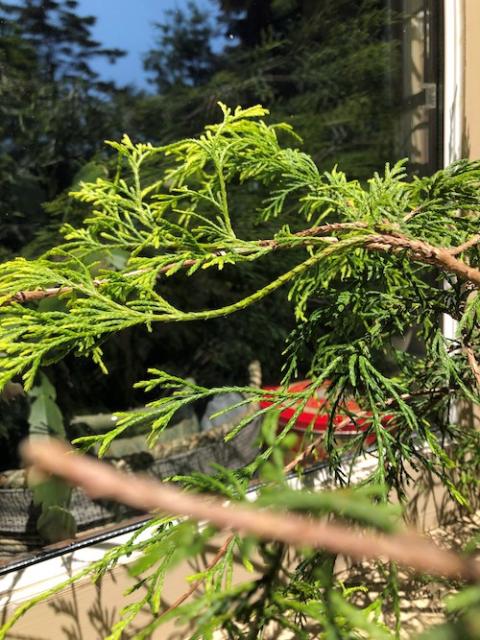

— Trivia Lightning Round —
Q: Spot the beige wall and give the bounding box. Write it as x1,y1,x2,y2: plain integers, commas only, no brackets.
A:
1,539,255,639
464,0,480,158
1,463,461,639
463,0,480,432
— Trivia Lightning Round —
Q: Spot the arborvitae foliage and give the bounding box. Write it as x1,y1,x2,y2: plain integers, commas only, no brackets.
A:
1,105,480,638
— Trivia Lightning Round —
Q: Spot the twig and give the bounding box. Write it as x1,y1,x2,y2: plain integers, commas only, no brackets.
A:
290,222,369,238
283,387,449,475
10,286,73,304
4,227,350,305
402,206,424,223
283,413,368,474
464,345,480,390
4,227,349,305
449,235,480,256
459,288,480,389
158,533,235,620
21,440,480,581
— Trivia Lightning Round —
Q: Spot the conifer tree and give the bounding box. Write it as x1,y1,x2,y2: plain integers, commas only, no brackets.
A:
0,0,126,254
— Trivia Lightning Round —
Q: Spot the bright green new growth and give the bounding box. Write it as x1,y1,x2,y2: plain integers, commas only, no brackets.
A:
1,104,480,638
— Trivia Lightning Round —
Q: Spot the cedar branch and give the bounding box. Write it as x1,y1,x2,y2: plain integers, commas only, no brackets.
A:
6,225,480,305
164,385,450,613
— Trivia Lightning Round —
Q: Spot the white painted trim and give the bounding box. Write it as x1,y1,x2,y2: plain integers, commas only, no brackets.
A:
442,0,464,345
443,0,464,168
0,526,152,608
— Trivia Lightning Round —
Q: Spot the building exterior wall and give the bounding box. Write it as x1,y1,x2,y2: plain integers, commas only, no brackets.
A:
460,0,480,428
464,0,480,159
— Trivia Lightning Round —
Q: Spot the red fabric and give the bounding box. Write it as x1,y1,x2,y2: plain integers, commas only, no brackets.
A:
260,380,392,435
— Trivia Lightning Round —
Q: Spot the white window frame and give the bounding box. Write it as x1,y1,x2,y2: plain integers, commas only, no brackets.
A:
442,0,463,342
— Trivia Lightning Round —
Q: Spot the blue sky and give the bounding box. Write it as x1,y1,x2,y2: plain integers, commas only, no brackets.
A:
77,0,216,90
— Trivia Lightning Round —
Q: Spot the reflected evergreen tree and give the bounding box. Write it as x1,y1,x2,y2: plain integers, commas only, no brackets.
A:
0,0,127,254
144,0,218,92
4,0,124,84
141,0,400,177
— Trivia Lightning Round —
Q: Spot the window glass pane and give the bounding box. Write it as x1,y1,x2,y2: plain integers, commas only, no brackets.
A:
0,0,442,526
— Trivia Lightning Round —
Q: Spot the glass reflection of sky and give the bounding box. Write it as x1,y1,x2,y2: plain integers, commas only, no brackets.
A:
77,0,220,91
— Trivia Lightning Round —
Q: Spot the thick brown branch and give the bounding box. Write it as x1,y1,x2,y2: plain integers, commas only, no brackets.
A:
21,440,480,581
89,386,449,618
365,234,480,287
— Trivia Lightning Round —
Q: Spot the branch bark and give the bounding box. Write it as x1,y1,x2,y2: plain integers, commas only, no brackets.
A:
21,440,480,582
450,234,480,256
364,234,480,287
464,344,480,390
